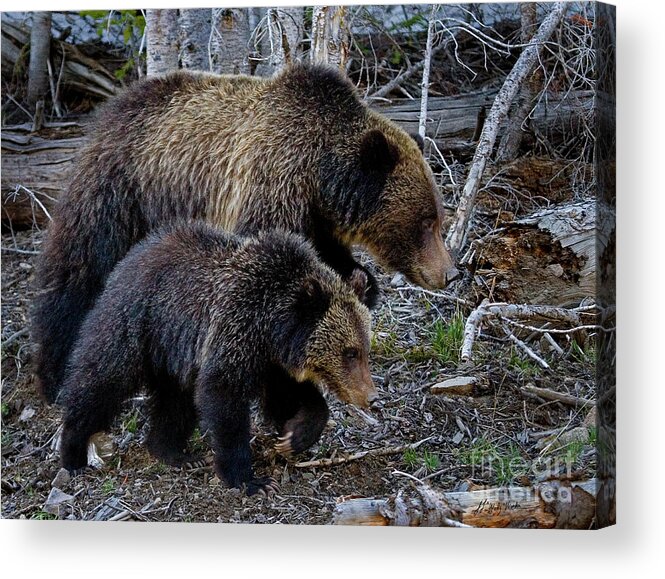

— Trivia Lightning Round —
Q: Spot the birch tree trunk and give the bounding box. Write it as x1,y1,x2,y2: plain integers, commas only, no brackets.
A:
210,8,250,75
419,6,438,141
27,12,52,106
265,7,304,74
146,9,180,76
446,1,569,255
279,6,304,63
179,9,210,71
311,6,349,70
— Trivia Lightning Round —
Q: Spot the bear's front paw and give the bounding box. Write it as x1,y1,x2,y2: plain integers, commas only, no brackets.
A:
246,477,280,497
275,411,327,458
64,464,94,477
275,431,294,458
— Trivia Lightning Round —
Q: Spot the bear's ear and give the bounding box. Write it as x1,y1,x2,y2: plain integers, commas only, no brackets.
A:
359,129,399,175
410,132,425,153
278,277,332,371
348,268,368,302
295,277,331,323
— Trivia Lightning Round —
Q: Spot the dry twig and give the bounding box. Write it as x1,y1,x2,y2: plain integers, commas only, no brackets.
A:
295,436,433,469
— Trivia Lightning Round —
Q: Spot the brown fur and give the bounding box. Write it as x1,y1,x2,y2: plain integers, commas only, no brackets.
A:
32,63,457,403
58,224,376,495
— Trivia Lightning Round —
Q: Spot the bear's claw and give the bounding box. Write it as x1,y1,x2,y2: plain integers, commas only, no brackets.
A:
246,477,280,497
275,431,294,458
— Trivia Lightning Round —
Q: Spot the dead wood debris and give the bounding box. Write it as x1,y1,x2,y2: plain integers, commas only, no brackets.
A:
334,478,597,528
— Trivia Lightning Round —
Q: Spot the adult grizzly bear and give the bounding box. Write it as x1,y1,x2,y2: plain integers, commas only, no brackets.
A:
59,224,376,496
33,63,458,403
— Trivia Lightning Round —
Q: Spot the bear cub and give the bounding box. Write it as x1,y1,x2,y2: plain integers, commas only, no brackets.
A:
59,224,377,496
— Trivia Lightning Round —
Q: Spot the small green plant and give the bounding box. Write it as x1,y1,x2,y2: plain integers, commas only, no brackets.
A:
571,340,597,364
1,402,10,418
31,511,57,521
402,345,432,363
388,12,426,32
456,438,527,486
1,431,12,448
101,477,116,495
402,448,441,473
430,311,465,365
314,442,332,459
422,450,440,473
509,346,539,376
190,428,208,454
494,445,527,485
122,409,140,435
456,437,496,467
148,462,169,475
402,447,419,469
588,425,597,446
563,440,586,467
371,326,400,358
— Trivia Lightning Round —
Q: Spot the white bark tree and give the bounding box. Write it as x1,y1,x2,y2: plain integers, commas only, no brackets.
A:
210,8,250,75
311,6,349,70
27,12,52,106
251,7,304,76
146,9,180,76
179,9,210,71
419,6,438,141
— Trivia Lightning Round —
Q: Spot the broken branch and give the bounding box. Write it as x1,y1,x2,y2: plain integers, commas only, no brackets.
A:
295,436,433,469
521,383,593,407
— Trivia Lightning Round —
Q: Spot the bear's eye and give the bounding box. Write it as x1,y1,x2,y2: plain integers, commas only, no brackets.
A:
343,347,360,361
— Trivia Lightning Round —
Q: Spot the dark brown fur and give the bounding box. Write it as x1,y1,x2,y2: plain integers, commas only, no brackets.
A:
32,63,457,403
59,224,375,495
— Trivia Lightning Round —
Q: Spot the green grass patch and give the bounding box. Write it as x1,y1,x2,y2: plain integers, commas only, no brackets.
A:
31,511,57,520
402,448,441,473
189,427,208,454
429,312,465,365
402,447,419,469
422,450,440,473
563,440,586,466
372,311,465,366
571,340,597,364
508,346,540,376
456,437,528,485
371,328,400,358
122,409,140,435
101,477,117,495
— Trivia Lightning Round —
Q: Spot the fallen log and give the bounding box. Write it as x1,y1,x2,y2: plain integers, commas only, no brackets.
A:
334,479,597,528
1,18,120,102
463,201,596,306
372,88,592,158
1,121,88,228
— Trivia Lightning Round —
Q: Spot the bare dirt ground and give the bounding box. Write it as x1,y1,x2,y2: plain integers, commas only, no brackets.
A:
1,223,597,525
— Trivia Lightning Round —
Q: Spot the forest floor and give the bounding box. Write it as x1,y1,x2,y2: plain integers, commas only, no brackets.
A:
1,225,597,525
